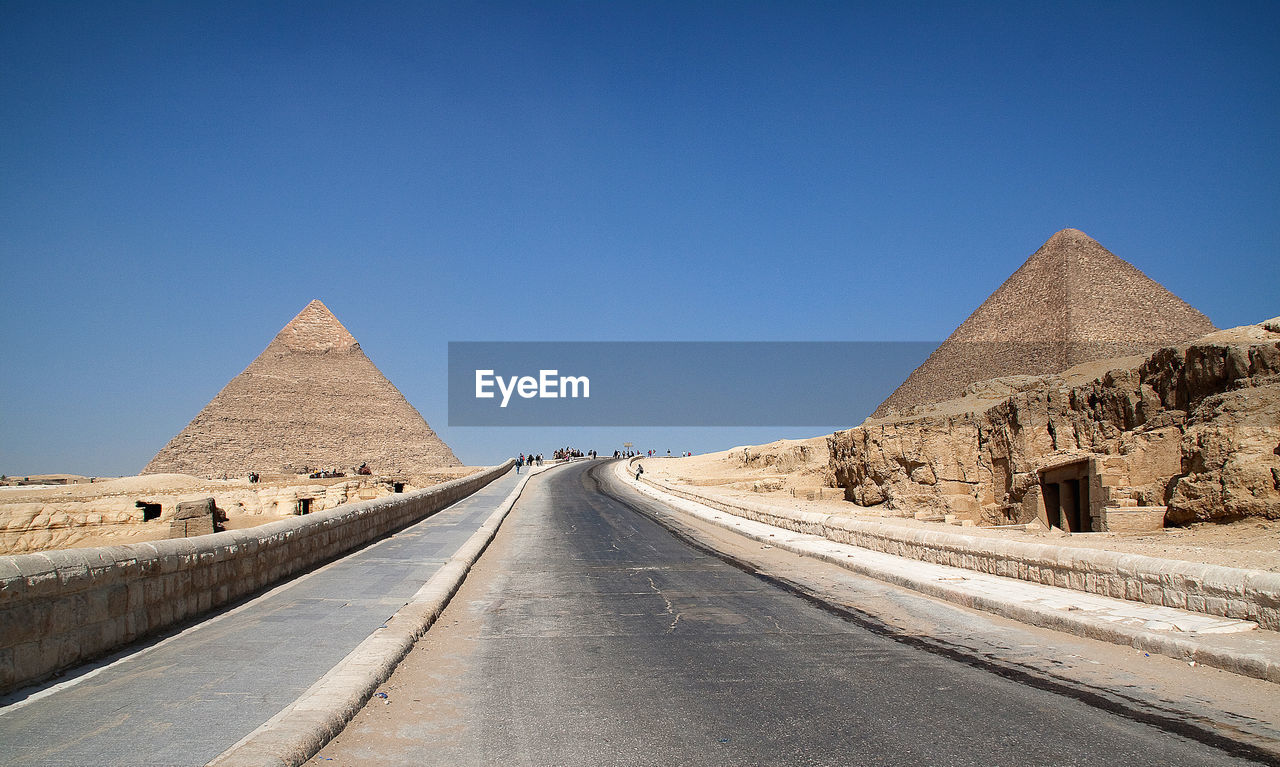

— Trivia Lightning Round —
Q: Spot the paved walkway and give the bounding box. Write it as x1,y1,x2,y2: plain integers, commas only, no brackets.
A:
0,469,523,767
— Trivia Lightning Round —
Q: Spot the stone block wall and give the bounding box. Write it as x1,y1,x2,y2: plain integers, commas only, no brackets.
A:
0,460,513,694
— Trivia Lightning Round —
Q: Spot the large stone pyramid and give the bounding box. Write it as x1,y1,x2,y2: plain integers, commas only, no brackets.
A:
873,229,1216,418
144,300,460,477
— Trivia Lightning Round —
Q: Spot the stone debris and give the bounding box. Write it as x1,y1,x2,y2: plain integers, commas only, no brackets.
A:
143,299,459,478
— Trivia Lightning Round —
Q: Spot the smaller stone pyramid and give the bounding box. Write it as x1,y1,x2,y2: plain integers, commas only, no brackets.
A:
144,300,460,477
873,229,1216,418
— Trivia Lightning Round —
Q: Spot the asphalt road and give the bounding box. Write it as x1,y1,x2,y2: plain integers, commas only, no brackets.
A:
311,460,1262,766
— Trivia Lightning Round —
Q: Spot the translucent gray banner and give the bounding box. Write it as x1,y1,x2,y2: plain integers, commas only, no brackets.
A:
447,342,936,426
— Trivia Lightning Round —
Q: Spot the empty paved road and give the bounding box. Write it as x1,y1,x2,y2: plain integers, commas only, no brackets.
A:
313,460,1262,766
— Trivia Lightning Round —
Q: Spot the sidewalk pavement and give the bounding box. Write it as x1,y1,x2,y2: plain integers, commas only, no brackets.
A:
619,462,1280,685
0,467,533,767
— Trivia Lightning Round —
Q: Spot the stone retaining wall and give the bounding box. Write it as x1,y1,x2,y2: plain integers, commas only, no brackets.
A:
632,463,1280,631
0,461,513,694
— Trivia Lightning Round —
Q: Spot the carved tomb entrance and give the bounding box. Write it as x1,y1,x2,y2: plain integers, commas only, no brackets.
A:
1039,460,1099,532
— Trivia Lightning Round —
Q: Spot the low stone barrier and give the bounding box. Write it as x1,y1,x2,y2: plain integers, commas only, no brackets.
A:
631,462,1280,632
0,461,513,695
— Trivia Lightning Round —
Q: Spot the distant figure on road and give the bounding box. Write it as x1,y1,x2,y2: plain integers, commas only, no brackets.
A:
516,455,524,474
635,463,644,480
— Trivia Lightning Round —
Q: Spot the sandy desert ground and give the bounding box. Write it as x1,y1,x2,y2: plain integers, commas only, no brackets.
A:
0,466,481,554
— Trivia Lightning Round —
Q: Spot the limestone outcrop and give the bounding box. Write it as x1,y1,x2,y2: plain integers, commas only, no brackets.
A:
830,321,1280,528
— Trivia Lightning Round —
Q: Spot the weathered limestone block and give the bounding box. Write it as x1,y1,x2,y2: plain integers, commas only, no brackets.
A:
1104,507,1167,533
168,498,222,538
829,413,983,516
1169,385,1280,523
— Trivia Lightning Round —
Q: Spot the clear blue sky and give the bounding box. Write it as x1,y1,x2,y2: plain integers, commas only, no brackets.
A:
2,1,1277,475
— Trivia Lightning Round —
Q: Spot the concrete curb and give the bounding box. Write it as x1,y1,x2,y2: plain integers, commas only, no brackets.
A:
618,460,1280,684
625,458,1280,632
207,463,554,767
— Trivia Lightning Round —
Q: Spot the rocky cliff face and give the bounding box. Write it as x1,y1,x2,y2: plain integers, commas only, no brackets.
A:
829,320,1280,527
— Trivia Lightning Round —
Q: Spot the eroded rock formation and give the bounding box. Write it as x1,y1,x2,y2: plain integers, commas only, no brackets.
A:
830,321,1280,528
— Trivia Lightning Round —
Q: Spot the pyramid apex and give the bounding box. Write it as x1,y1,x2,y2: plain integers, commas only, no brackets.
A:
272,299,358,353
1037,228,1103,253
1020,228,1123,275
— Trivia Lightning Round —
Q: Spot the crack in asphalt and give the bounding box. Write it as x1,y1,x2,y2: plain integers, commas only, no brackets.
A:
646,575,682,634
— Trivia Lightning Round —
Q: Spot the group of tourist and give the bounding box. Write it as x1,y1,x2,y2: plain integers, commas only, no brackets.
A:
614,449,689,458
515,448,606,473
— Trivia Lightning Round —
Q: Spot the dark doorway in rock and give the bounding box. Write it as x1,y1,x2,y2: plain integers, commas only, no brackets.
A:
1042,483,1061,529
1063,478,1084,532
393,482,405,493
297,497,312,515
136,501,162,521
1040,461,1093,532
